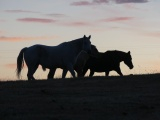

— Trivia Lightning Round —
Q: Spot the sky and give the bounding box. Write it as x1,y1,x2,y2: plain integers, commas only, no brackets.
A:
0,0,160,80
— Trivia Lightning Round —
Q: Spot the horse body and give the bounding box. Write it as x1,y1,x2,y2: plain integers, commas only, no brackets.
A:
83,50,134,77
17,35,91,80
25,44,80,69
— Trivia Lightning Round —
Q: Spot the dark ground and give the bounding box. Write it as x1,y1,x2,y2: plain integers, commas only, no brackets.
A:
0,74,160,120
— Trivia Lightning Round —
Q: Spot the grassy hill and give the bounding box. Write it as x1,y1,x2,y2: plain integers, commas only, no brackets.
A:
0,74,160,120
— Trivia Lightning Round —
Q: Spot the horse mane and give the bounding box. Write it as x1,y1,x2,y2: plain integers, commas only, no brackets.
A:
91,44,96,48
105,50,125,54
67,37,83,44
104,50,129,60
91,45,98,51
59,37,83,48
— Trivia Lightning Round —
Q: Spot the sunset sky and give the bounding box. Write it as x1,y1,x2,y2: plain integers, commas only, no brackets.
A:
0,0,160,80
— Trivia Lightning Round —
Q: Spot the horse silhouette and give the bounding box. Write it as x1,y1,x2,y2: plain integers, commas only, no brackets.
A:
82,50,134,77
16,35,92,80
62,45,99,78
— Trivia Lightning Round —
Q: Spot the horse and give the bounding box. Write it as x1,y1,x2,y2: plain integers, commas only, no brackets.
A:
82,50,134,77
62,45,99,78
16,35,92,80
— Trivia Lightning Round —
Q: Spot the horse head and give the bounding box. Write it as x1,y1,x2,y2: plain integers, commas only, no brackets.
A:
91,45,99,56
124,51,134,69
82,35,92,54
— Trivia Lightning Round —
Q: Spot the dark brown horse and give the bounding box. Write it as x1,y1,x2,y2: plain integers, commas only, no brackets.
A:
82,50,134,77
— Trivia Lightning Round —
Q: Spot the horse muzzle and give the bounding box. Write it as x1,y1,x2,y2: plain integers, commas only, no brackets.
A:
129,65,134,69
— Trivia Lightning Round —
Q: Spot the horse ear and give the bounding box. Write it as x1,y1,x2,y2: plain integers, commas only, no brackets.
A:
128,51,130,54
88,35,91,39
83,35,86,38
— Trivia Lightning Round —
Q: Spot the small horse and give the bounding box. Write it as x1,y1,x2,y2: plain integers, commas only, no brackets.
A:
62,45,99,78
16,35,92,80
82,50,134,77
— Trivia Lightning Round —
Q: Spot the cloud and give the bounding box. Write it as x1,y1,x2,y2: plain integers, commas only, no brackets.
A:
0,19,5,22
100,17,134,22
70,0,148,6
5,63,46,70
142,32,160,38
0,36,59,42
45,13,67,17
60,21,92,27
71,1,93,6
114,0,148,4
5,63,27,69
17,18,56,23
93,0,109,4
71,0,109,6
5,63,17,69
4,10,39,13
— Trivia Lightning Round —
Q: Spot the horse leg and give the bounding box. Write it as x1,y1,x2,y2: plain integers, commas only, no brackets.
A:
62,69,68,78
77,70,83,77
47,68,56,80
75,67,83,77
27,65,38,80
105,71,109,76
67,65,76,78
82,67,88,77
27,69,32,81
115,67,123,76
89,70,94,77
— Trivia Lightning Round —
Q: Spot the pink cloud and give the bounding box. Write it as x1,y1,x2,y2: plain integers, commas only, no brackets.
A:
45,13,67,17
17,18,56,23
142,32,160,38
0,36,59,42
114,0,148,4
71,0,148,6
93,0,109,4
60,21,92,27
101,17,134,22
5,63,27,69
69,22,91,26
5,10,39,13
71,0,109,6
5,63,17,69
71,1,93,6
4,63,47,70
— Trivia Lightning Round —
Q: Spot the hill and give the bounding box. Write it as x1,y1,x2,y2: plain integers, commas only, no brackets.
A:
0,74,160,120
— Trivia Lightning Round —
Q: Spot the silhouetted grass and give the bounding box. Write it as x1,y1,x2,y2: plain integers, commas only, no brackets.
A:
0,73,160,120
0,73,160,82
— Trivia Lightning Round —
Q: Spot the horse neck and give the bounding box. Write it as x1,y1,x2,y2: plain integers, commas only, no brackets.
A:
69,38,83,55
116,51,126,62
90,51,103,58
98,52,104,57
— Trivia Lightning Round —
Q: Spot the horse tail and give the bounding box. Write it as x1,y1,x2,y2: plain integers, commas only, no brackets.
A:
16,47,27,79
